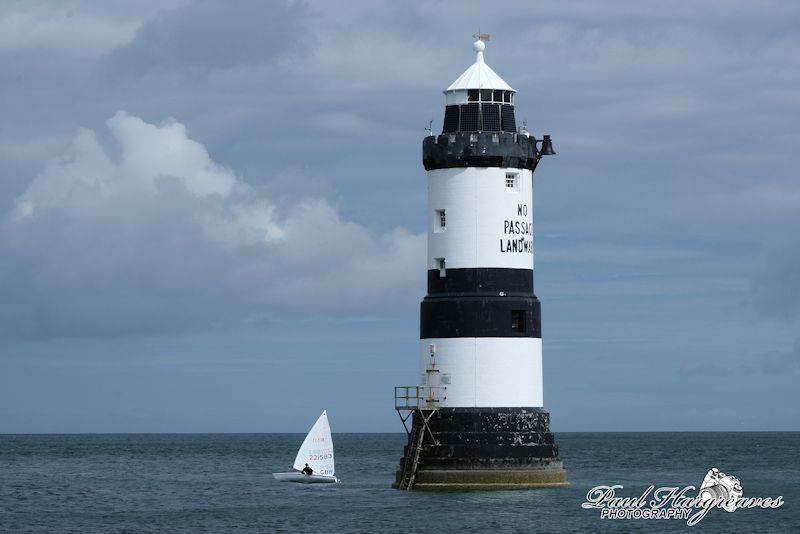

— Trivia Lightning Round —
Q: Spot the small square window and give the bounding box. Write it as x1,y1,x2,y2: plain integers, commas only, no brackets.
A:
434,209,446,232
511,310,526,332
468,89,479,102
505,172,519,190
480,89,492,101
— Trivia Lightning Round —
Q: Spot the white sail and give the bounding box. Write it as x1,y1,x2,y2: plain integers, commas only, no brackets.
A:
292,410,335,477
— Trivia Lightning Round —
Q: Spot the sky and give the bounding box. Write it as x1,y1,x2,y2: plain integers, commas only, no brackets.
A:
0,0,798,433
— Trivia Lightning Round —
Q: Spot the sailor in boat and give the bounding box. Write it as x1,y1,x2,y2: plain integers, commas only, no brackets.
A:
272,410,339,483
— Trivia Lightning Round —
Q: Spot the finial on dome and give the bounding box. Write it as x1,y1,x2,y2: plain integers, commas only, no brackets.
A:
472,32,490,63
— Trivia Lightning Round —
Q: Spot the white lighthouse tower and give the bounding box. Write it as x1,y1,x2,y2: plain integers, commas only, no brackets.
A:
394,36,567,490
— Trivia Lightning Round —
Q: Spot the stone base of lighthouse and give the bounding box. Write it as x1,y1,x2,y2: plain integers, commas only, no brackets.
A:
393,407,567,490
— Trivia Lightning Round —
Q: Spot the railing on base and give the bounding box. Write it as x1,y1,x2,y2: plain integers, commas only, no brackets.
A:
394,385,446,411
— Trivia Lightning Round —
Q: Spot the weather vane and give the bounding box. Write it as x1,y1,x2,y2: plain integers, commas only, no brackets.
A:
473,31,490,42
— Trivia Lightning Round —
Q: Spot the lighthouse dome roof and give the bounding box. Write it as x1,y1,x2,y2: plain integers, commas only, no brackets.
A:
445,40,515,93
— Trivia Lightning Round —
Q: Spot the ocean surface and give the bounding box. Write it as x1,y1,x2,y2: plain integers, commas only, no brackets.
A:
1,432,797,533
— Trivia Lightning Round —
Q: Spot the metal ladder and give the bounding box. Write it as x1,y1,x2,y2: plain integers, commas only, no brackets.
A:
393,386,444,490
397,421,426,490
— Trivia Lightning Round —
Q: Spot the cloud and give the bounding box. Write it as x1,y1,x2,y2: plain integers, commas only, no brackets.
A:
678,338,800,377
751,237,800,319
98,0,314,78
760,339,800,374
0,4,139,54
0,112,424,338
1,0,799,431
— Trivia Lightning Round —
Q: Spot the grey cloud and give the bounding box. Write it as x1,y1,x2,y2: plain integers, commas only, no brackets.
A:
1,0,799,431
677,338,800,377
760,339,800,374
0,112,424,338
98,0,314,78
752,237,800,319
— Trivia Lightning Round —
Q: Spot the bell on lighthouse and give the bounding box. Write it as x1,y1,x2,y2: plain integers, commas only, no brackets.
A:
539,135,556,156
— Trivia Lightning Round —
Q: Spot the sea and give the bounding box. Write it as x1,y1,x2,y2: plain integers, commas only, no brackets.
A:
1,432,797,533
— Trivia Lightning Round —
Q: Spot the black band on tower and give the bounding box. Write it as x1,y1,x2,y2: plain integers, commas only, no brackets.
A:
427,268,534,295
420,296,541,339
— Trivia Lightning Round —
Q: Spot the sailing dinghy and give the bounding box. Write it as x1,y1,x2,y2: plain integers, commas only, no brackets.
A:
272,410,339,484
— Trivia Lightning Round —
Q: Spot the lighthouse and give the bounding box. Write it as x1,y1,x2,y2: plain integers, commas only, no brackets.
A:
393,36,567,490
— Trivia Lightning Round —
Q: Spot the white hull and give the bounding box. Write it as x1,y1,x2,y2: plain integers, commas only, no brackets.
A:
272,472,339,484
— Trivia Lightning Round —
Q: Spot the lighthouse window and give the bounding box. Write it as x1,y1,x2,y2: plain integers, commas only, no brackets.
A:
460,104,480,131
501,105,516,131
442,106,459,133
482,104,500,131
511,310,526,332
506,172,519,190
435,209,446,232
480,89,492,102
468,89,479,102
